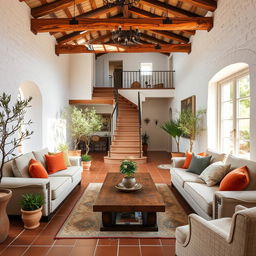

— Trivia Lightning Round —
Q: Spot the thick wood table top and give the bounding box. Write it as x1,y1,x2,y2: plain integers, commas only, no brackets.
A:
93,173,165,212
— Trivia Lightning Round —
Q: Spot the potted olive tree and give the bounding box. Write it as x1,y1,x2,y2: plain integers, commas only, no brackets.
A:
20,194,44,229
120,160,137,188
179,109,206,152
81,154,92,171
160,119,185,158
0,93,33,242
142,132,149,156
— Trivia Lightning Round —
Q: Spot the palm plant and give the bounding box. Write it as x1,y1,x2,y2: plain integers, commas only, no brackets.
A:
161,120,183,153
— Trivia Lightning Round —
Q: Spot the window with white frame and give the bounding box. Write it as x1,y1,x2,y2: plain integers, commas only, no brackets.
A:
140,63,152,76
218,69,250,158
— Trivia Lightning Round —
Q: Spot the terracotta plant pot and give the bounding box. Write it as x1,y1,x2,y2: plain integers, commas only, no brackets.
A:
82,161,91,171
68,150,81,156
142,144,148,156
0,189,12,243
21,206,42,230
170,152,185,158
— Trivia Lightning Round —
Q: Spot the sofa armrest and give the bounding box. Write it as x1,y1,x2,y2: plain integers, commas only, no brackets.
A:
0,177,49,189
172,157,186,168
69,156,81,166
214,191,256,219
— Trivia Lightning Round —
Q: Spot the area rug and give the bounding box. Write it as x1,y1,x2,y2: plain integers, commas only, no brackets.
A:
56,183,188,238
157,164,172,170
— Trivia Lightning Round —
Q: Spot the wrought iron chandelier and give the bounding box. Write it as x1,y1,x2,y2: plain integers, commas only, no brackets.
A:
104,0,140,8
112,26,141,46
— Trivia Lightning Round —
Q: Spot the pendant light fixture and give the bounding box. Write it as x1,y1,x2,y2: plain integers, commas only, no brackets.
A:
70,0,79,25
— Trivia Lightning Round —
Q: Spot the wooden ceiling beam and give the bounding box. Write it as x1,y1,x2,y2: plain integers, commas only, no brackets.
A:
55,43,191,54
129,7,195,36
31,0,87,18
140,0,200,17
140,33,170,45
180,0,217,12
31,17,213,33
89,33,112,44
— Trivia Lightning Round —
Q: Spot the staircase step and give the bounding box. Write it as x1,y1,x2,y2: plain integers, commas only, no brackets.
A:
115,132,139,136
109,152,142,158
104,156,147,164
111,146,141,151
112,141,141,146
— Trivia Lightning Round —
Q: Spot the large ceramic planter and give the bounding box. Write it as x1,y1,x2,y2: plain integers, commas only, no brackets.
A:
0,189,12,243
82,161,91,171
121,176,136,188
170,152,185,158
21,206,42,230
68,150,81,156
142,144,148,156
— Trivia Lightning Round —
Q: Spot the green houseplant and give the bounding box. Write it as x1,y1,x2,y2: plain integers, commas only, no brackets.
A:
0,93,33,242
81,154,92,171
120,160,137,188
142,132,149,156
179,109,206,152
20,194,45,229
160,119,185,157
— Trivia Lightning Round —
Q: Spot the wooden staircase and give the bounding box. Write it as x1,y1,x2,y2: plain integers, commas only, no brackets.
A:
104,95,147,164
91,87,115,104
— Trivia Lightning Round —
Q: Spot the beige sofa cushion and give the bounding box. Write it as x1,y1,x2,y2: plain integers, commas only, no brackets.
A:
33,148,48,167
12,152,35,177
206,149,227,163
48,177,72,200
49,166,82,182
171,168,204,187
225,154,256,190
198,161,231,186
184,182,219,216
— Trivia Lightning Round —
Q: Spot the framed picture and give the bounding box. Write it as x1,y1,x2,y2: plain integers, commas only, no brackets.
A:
181,96,196,139
181,95,196,114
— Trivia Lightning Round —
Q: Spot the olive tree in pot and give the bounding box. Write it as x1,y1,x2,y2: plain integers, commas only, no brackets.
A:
0,93,33,242
120,160,137,188
161,119,185,158
20,194,44,229
179,109,206,152
81,154,92,171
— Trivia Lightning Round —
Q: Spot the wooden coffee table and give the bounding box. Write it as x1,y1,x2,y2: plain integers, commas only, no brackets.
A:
93,173,165,231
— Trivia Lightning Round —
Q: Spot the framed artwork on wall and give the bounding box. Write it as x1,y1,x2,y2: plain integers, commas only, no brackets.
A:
181,95,196,114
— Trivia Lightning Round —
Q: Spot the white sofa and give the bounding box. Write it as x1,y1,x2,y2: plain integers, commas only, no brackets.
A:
0,148,82,219
171,150,256,220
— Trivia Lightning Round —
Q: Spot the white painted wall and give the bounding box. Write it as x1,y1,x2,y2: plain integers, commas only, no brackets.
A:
171,0,256,159
142,98,170,151
95,53,169,87
69,54,95,100
0,0,70,152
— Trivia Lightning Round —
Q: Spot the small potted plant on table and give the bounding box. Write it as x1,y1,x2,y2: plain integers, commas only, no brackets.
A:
20,194,44,229
120,160,137,188
81,154,92,171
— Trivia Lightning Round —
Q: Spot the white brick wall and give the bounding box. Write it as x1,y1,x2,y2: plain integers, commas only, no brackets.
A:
0,0,70,151
171,0,256,159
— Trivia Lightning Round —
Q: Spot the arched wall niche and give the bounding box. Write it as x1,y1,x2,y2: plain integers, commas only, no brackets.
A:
207,62,249,153
19,81,43,153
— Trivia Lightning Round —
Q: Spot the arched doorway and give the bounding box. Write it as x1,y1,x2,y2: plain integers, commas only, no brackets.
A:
19,81,42,153
208,63,250,158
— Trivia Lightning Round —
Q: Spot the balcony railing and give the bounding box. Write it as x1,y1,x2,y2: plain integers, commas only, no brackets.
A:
120,70,175,89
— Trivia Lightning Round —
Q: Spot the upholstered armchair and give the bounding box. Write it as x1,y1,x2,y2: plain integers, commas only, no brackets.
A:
175,205,256,256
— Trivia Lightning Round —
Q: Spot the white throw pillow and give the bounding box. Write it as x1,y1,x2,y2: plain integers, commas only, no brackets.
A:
206,149,227,163
12,152,35,177
33,148,49,167
198,161,231,186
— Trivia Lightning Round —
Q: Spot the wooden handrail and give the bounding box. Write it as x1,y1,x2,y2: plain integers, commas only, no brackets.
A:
138,92,142,158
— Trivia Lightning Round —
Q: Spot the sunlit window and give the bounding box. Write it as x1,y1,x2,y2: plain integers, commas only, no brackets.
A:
140,63,152,76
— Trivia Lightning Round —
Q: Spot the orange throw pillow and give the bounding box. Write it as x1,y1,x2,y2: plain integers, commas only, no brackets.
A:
219,166,250,191
45,152,67,174
28,159,48,178
182,152,207,169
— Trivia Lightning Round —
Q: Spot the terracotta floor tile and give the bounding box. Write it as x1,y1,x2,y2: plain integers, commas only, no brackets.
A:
32,235,55,245
160,238,176,246
161,246,176,256
0,246,28,256
75,239,98,247
23,246,51,256
140,238,161,245
141,246,165,256
11,235,36,245
119,246,141,256
94,246,118,256
46,246,73,256
98,238,118,245
119,238,139,245
54,239,76,245
70,246,95,256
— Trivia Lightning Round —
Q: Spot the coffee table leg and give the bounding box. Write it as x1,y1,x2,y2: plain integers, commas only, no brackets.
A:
144,212,157,227
102,212,113,227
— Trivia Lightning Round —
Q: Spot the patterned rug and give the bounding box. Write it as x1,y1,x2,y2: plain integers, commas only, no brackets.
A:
56,183,188,238
157,164,172,170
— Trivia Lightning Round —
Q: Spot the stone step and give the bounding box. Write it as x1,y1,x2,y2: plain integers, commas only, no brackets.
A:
104,156,147,164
